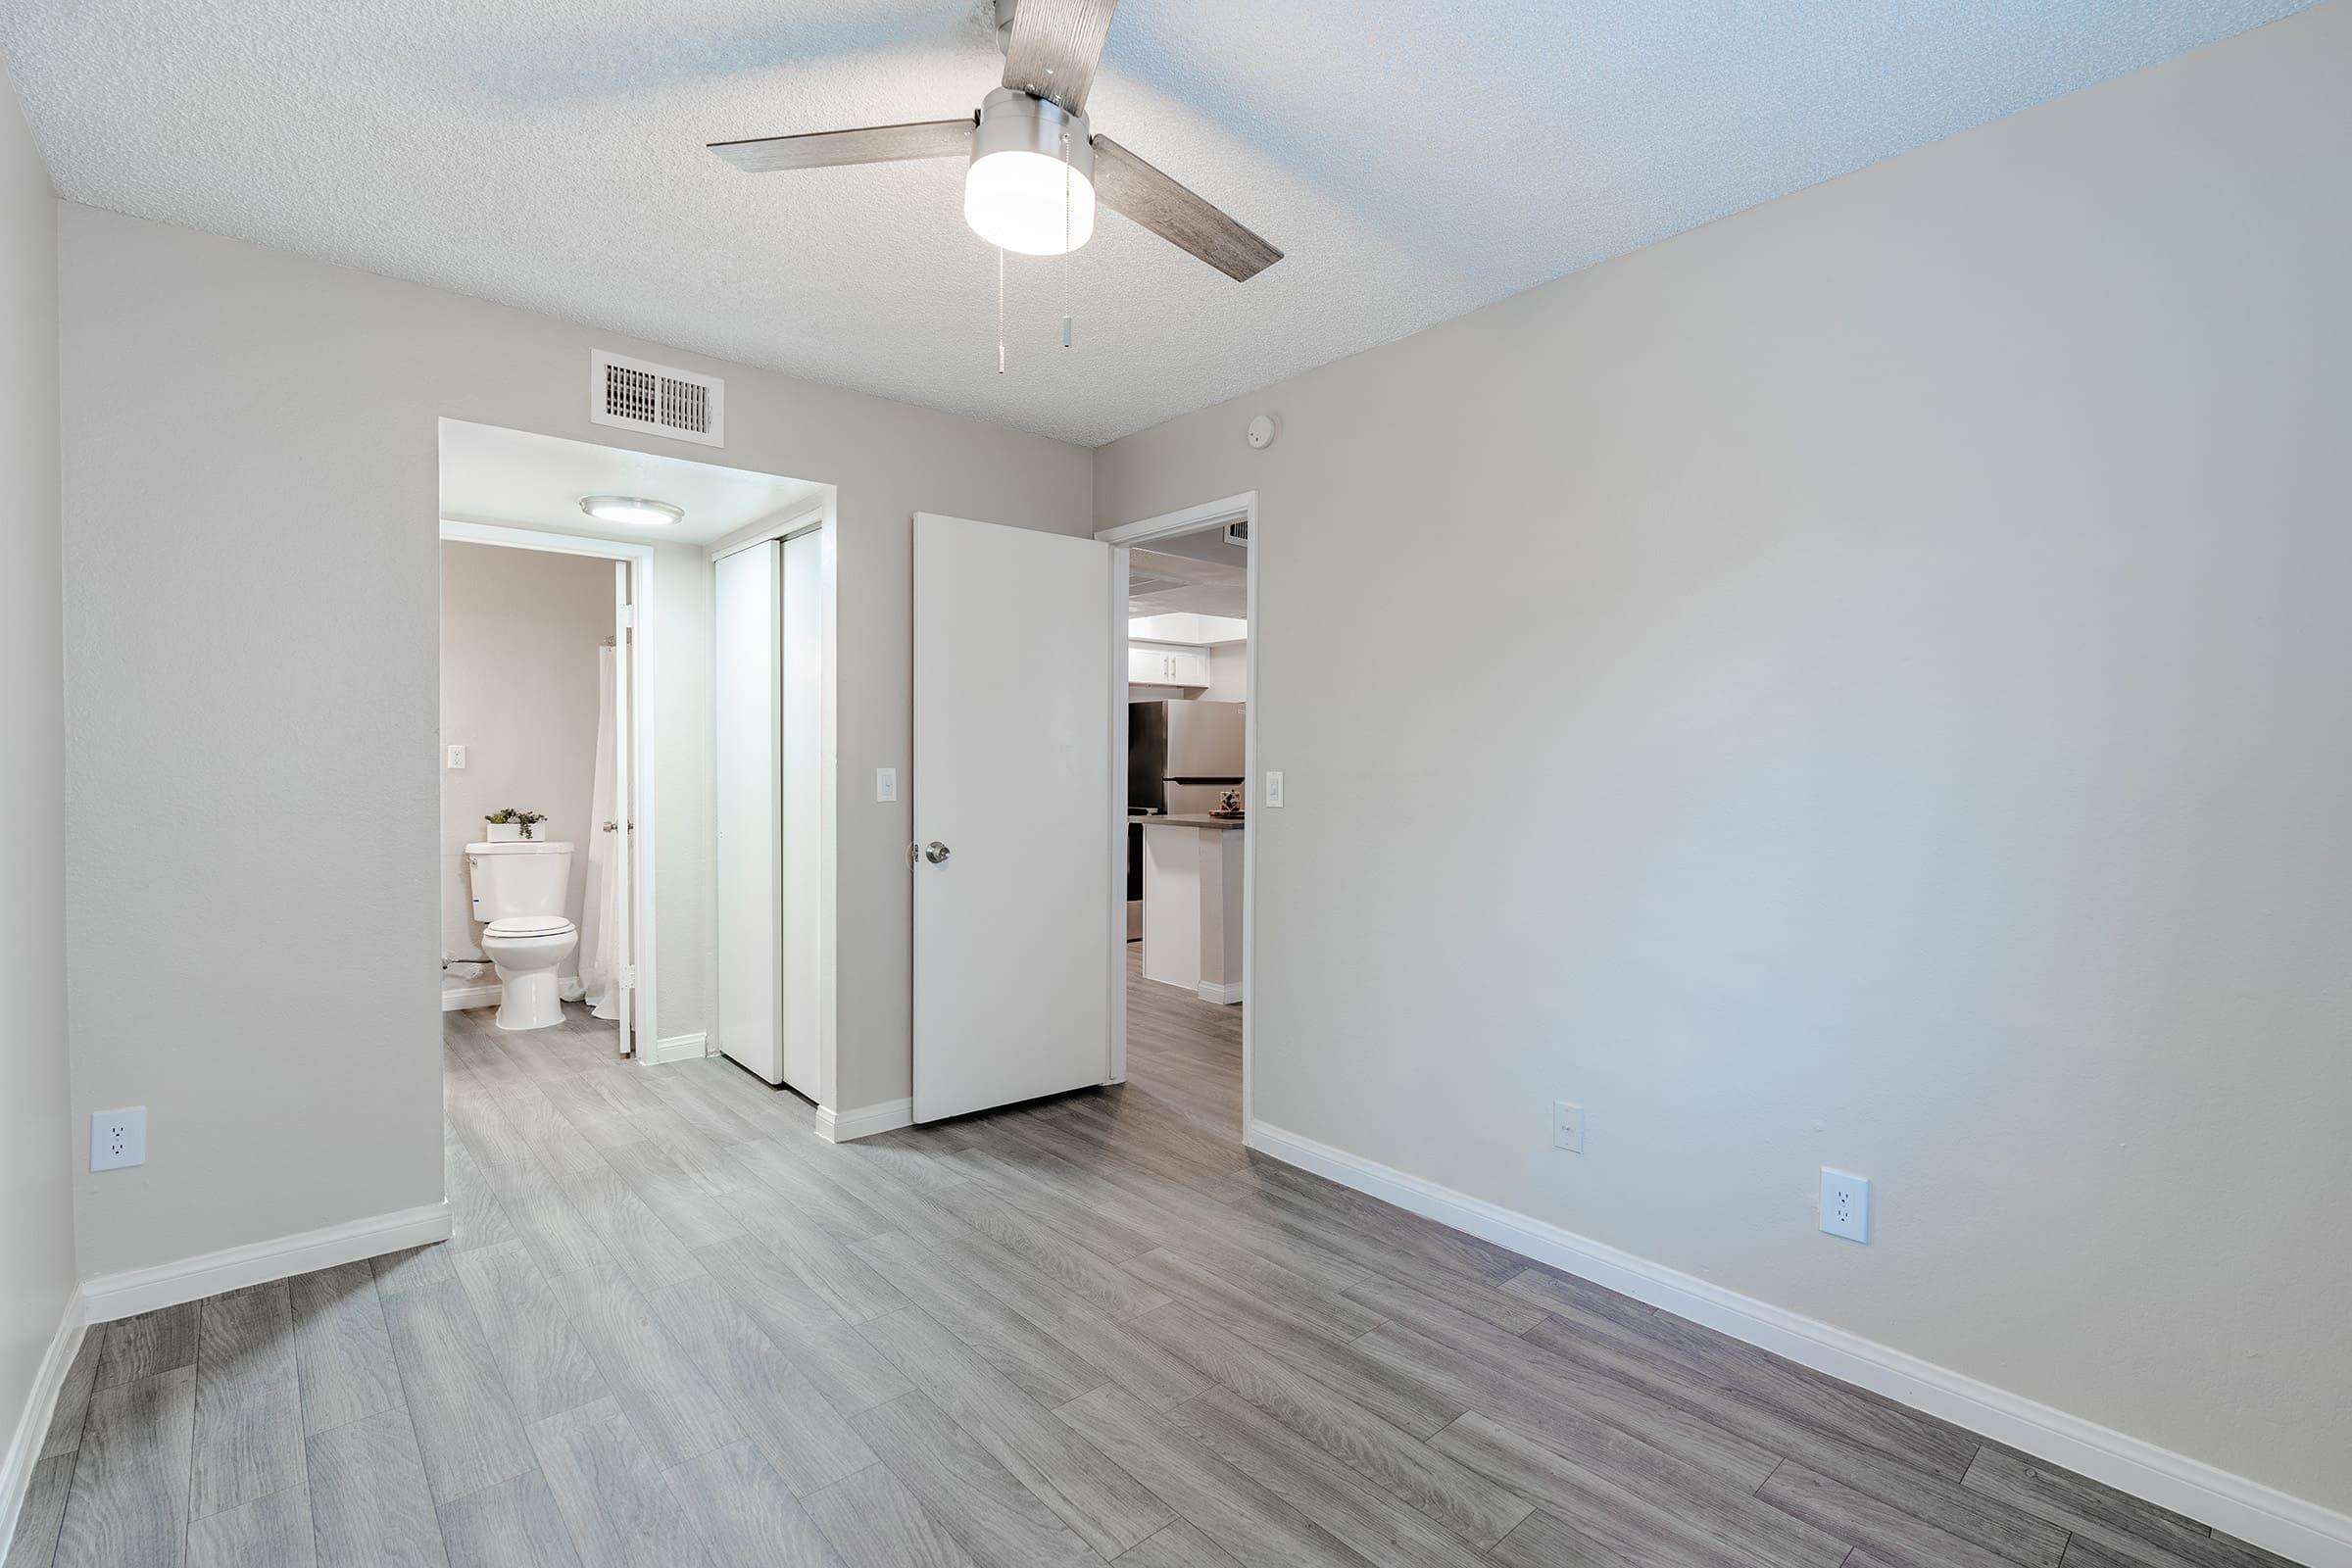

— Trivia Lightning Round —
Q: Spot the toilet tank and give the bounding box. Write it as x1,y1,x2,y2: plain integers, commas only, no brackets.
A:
466,841,574,923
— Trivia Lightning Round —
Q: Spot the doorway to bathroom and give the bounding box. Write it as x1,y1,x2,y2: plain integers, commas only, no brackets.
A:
436,417,835,1071
438,524,653,1057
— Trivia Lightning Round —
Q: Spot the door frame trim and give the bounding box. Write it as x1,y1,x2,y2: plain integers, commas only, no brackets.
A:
1096,491,1258,1127
438,518,660,1058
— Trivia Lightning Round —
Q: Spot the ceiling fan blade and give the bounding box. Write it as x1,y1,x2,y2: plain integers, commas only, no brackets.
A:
1091,136,1282,282
1002,0,1118,116
709,119,974,173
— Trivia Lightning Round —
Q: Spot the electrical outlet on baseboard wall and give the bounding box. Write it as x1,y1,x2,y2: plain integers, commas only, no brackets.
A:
1820,1167,1869,1243
92,1106,146,1172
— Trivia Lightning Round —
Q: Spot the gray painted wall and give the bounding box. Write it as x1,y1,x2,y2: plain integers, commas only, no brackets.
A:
1095,5,2350,1514
0,62,74,1488
60,205,1091,1280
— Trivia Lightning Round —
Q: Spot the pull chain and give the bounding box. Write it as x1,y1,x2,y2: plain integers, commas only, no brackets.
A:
996,246,1006,375
1060,132,1073,349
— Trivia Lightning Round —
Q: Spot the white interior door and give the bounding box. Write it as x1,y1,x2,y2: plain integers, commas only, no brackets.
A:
714,541,784,1083
778,529,823,1095
611,562,635,1056
914,513,1117,1122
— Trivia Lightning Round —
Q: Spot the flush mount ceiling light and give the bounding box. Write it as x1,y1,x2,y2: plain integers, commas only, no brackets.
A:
705,0,1280,283
579,495,684,527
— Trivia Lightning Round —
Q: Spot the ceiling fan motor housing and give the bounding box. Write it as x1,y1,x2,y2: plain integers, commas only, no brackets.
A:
973,86,1094,181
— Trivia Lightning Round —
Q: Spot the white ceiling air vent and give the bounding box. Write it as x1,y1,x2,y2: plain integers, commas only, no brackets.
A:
1224,519,1250,547
590,350,724,448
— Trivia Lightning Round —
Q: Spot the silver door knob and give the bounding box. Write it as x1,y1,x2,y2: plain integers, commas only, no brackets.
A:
602,821,617,832
923,841,952,864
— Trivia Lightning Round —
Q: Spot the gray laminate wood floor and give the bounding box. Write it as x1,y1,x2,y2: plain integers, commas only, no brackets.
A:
9,956,2306,1567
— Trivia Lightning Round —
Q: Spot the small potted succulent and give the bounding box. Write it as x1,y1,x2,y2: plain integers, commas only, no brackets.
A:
483,808,549,843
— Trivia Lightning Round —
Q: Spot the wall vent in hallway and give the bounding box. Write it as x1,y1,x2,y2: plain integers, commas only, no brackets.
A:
590,350,724,447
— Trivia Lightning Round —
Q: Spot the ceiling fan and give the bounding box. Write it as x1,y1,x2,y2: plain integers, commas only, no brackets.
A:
706,0,1282,282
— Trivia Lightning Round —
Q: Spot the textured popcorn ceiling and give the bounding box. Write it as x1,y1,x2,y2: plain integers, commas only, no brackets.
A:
0,0,2311,446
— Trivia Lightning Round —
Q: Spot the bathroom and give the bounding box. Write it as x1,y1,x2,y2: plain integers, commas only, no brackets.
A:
438,541,618,1032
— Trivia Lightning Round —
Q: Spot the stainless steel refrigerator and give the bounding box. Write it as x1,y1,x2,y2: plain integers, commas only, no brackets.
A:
1129,700,1246,814
1127,701,1245,935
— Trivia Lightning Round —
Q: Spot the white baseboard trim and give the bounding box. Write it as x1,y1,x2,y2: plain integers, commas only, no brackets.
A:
1195,979,1246,1005
79,1201,455,1325
0,1293,87,1557
647,1032,709,1064
1244,1119,2352,1568
815,1097,913,1144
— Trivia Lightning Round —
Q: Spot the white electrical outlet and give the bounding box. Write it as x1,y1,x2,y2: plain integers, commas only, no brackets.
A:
1264,770,1285,808
1820,1167,1870,1243
446,744,466,769
1552,1101,1585,1153
91,1107,146,1172
876,767,898,803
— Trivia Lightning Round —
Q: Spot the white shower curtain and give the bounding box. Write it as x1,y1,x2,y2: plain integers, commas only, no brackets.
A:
578,645,622,1019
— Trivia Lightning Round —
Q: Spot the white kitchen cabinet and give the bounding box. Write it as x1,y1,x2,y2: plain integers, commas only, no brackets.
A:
1129,642,1211,687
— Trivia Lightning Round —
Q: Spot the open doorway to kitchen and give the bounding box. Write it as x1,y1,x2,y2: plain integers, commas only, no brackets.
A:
1102,495,1258,1140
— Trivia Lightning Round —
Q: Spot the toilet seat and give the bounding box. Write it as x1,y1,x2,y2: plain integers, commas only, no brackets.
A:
485,915,574,939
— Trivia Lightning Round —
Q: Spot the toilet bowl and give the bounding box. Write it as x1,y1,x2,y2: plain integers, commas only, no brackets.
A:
465,840,578,1032
479,914,578,1031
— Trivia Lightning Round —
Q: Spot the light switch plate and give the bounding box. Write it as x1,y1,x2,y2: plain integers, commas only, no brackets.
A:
876,767,898,803
92,1107,146,1172
1265,770,1285,808
446,745,466,769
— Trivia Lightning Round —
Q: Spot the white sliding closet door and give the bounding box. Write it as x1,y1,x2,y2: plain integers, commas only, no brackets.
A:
714,541,783,1083
778,530,823,1094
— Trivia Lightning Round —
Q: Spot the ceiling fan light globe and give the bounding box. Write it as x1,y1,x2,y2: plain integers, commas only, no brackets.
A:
964,150,1096,255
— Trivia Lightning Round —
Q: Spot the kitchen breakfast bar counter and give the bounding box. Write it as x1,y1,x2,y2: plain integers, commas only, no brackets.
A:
1139,814,1246,1004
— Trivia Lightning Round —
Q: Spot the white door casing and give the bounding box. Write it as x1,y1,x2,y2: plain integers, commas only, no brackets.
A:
913,513,1118,1122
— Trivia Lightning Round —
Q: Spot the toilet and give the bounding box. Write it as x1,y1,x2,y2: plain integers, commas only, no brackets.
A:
465,840,578,1031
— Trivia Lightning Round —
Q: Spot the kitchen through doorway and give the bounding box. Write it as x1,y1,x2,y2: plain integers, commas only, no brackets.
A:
1103,495,1258,1138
